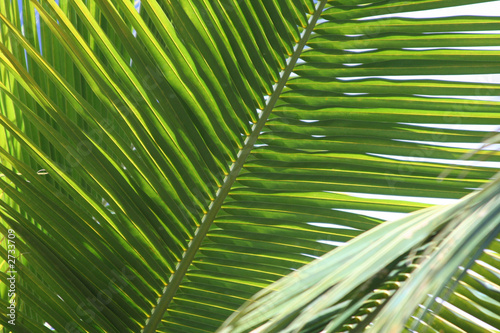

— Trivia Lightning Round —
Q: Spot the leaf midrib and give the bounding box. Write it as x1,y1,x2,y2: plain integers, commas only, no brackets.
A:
141,1,328,332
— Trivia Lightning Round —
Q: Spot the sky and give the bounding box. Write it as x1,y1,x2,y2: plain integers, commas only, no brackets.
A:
317,1,500,220
363,0,500,19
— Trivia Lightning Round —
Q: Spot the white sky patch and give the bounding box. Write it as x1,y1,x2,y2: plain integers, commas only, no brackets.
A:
360,0,500,20
334,192,458,205
435,297,500,332
301,253,321,259
335,208,408,221
370,153,500,168
337,74,500,83
296,58,306,65
403,46,500,51
414,94,500,102
484,248,500,257
308,222,360,230
395,139,500,151
400,123,500,132
318,240,346,247
428,30,500,35
467,269,500,290
44,322,56,331
345,48,378,53
476,260,500,275
316,18,329,25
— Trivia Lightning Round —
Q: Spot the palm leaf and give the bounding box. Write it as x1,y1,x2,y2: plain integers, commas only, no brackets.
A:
0,0,499,332
219,174,500,332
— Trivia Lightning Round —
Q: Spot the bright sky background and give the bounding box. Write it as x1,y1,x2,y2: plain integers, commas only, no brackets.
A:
363,0,500,19
324,1,500,221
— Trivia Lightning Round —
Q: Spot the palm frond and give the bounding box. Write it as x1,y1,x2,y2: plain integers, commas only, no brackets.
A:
219,174,500,332
0,0,499,332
